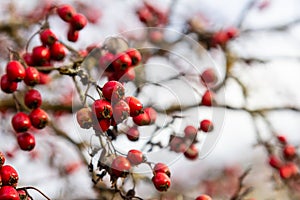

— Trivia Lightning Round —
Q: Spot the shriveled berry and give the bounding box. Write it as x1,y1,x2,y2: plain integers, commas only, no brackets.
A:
24,67,40,86
1,165,18,187
24,89,42,109
50,42,66,61
0,186,19,200
1,74,17,93
92,99,113,119
111,156,131,177
76,107,93,129
127,149,144,165
29,108,49,129
125,96,143,117
152,172,171,192
57,4,76,22
40,29,57,46
11,112,31,133
200,119,213,132
154,163,170,177
17,132,35,151
6,61,25,82
71,13,87,30
113,100,130,123
126,127,140,141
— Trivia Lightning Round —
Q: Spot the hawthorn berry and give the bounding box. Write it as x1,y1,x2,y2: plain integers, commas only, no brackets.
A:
144,107,157,124
76,107,93,129
1,165,19,187
111,156,131,177
127,149,144,165
184,144,199,160
92,118,111,132
201,90,214,106
11,112,31,133
125,96,143,117
137,7,153,24
226,27,239,39
200,68,217,87
29,108,49,129
24,89,42,109
126,127,140,141
17,132,36,151
184,125,198,140
1,74,17,93
170,137,186,153
38,72,51,84
71,13,87,30
0,186,19,200
92,99,113,119
279,164,293,179
126,48,142,66
57,4,76,22
6,61,25,82
133,112,151,126
22,53,34,66
212,31,229,46
40,29,57,46
112,53,132,72
268,155,282,169
32,45,50,65
102,81,125,102
195,194,212,200
115,66,136,82
283,145,296,160
50,42,66,61
24,67,40,86
154,163,171,177
152,172,171,192
112,100,130,123
200,119,213,132
277,135,287,144
17,190,30,200
99,53,115,71
0,151,5,167
67,27,79,42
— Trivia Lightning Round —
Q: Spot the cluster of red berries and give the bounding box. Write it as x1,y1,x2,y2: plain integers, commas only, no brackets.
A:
170,120,214,160
76,80,157,133
99,48,142,83
268,135,299,179
137,2,168,27
211,27,239,47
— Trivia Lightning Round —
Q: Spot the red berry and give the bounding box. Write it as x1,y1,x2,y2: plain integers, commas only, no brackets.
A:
279,164,293,179
196,194,212,200
92,99,113,119
201,90,214,106
0,165,18,187
102,81,125,102
111,156,131,177
1,74,17,93
184,125,198,140
71,13,87,30
92,118,111,132
29,108,49,129
126,127,140,141
18,189,30,200
38,72,51,84
212,31,229,46
115,66,136,82
50,42,66,61
0,152,5,167
125,96,143,117
0,186,19,200
283,145,296,160
24,89,42,109
112,100,130,123
184,144,199,160
112,53,132,72
17,132,35,151
144,107,157,124
99,53,115,71
170,137,186,153
152,172,171,192
126,48,142,66
137,7,153,23
226,27,239,39
32,46,50,65
154,163,171,177
268,155,282,169
24,67,40,86
200,68,217,87
67,27,79,42
76,107,93,129
11,112,31,133
277,135,287,144
133,112,151,126
40,29,57,46
127,149,144,165
6,61,25,82
200,119,213,132
57,4,76,22
22,53,34,66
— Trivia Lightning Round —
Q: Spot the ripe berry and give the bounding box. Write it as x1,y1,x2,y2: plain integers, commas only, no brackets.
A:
57,4,76,22
24,89,42,109
125,96,143,117
283,145,296,160
268,155,282,169
184,125,198,140
22,53,34,66
0,152,5,167
200,119,213,132
115,66,136,82
184,144,199,160
279,164,293,179
32,45,50,65
111,156,131,177
201,90,214,106
1,165,18,187
112,53,132,72
6,61,25,82
17,132,35,151
144,107,157,124
133,112,151,126
24,67,40,86
127,149,144,165
195,194,212,200
212,31,229,46
71,13,87,30
99,53,115,71
50,42,66,61
200,68,217,87
112,100,130,123
152,172,171,192
126,127,140,141
137,7,153,24
92,118,110,132
1,74,17,93
39,72,51,84
29,108,49,129
40,29,57,46
277,135,287,144
154,163,171,177
67,27,79,42
126,48,142,66
0,186,19,200
76,107,93,129
92,99,113,119
226,27,239,39
11,112,31,133
102,81,125,102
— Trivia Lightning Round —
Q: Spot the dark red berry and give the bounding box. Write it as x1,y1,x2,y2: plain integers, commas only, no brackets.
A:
50,42,66,61
92,99,113,119
76,107,93,129
195,195,212,200
40,29,57,46
115,66,136,82
126,127,140,141
184,125,198,140
22,53,34,66
111,156,131,177
268,155,282,169
126,48,142,66
24,67,40,86
6,61,25,82
226,27,239,39
125,96,143,117
11,112,31,133
137,7,153,24
92,118,111,132
152,172,171,192
1,165,18,187
277,135,287,144
17,132,35,151
0,186,19,200
32,46,50,65
102,81,125,102
112,100,130,123
200,119,213,132
127,149,144,165
99,53,114,71
29,108,49,129
283,145,296,160
24,89,42,109
144,107,157,124
67,27,79,42
0,152,5,167
112,53,132,72
133,112,150,126
1,74,17,93
184,144,199,160
71,13,87,30
154,163,171,177
57,4,76,22
201,90,214,106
